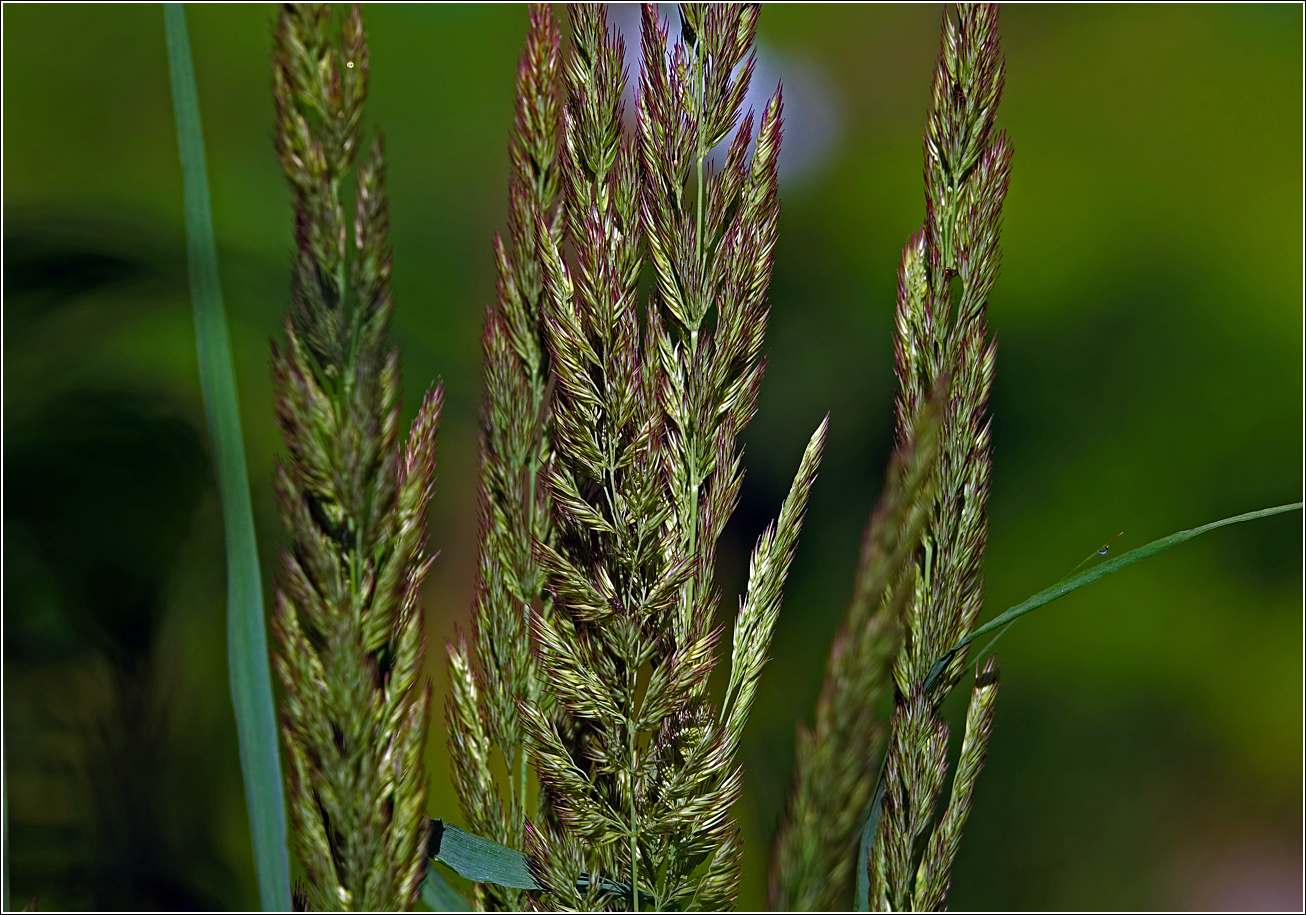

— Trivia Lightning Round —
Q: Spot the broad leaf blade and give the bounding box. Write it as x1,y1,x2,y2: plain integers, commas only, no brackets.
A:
427,820,654,906
164,6,290,910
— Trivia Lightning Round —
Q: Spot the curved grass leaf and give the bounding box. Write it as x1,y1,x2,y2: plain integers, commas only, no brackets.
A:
851,501,1302,909
164,6,290,910
924,502,1303,691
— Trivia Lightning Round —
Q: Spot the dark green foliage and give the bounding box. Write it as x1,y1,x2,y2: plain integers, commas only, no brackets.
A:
4,392,235,910
268,5,440,910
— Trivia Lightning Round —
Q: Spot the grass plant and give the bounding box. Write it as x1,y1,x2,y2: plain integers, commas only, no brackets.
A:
151,3,1301,911
266,5,441,910
449,4,827,909
861,6,1011,910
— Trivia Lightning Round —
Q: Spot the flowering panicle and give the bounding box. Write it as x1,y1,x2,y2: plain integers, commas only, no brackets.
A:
444,5,562,909
867,5,1011,910
513,4,826,910
770,386,945,911
268,5,439,910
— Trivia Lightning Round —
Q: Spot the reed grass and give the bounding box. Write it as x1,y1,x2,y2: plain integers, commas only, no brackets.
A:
168,4,1301,912
266,5,441,910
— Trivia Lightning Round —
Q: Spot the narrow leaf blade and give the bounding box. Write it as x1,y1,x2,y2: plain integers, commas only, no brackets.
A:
925,502,1303,690
854,781,885,912
164,6,290,910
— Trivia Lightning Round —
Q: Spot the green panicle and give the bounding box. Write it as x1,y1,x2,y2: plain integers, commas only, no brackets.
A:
269,5,439,910
517,4,824,911
770,386,945,911
866,6,1010,910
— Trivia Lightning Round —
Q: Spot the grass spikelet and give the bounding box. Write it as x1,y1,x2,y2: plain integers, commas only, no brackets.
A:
444,5,562,909
268,5,439,909
910,656,1000,911
864,4,1011,910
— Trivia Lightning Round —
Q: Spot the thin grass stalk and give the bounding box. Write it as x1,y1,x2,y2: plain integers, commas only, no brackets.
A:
267,5,439,910
444,6,563,910
164,6,291,909
866,5,1011,910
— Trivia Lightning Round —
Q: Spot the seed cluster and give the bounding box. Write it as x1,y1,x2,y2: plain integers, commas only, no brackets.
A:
269,6,440,910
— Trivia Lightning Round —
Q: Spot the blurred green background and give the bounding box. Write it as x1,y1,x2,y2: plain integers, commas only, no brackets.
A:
3,3,1301,910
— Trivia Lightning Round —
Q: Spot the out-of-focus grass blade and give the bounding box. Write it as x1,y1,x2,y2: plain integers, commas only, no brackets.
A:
925,502,1303,690
421,861,471,912
164,6,291,911
3,753,10,913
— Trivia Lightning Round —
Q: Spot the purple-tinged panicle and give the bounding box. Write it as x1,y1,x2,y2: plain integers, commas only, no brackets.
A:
774,5,1010,911
444,4,563,910
513,4,825,910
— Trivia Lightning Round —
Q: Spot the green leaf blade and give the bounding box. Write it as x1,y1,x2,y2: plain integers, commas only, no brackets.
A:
164,5,290,911
425,819,655,907
430,820,541,891
421,862,471,912
925,502,1304,690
